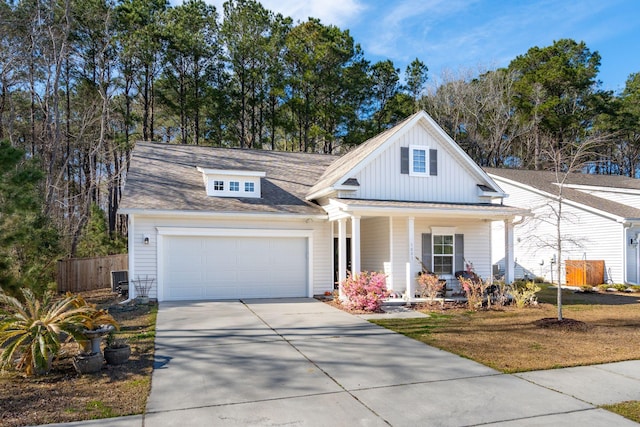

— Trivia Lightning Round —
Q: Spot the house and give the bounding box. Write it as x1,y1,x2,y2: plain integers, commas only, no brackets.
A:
118,111,527,302
487,168,640,285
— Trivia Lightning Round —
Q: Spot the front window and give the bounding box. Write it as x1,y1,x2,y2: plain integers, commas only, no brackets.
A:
213,180,224,191
409,146,429,176
229,181,240,191
433,235,454,275
413,149,426,173
245,182,255,192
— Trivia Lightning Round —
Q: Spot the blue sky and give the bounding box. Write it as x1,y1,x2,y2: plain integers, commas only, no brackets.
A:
204,0,640,94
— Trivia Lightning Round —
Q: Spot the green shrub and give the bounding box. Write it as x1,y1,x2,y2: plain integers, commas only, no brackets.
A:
0,289,90,375
510,281,541,308
0,289,118,375
597,283,628,292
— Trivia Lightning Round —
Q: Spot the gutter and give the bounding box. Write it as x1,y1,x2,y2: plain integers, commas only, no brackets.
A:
118,208,328,221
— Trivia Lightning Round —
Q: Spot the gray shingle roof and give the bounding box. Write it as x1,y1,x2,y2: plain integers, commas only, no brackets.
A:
306,112,421,198
119,142,338,215
335,198,529,215
485,168,640,220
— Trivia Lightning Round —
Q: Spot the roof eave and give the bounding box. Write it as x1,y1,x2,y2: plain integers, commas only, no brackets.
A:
118,208,328,220
326,199,530,220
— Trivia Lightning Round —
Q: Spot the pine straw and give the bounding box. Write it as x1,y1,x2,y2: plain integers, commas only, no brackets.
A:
372,288,640,373
0,289,156,427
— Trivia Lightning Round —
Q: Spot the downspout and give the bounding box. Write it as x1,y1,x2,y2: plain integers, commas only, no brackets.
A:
120,214,135,305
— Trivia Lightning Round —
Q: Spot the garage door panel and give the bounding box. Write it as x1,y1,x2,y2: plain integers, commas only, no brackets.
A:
163,234,307,300
166,285,204,300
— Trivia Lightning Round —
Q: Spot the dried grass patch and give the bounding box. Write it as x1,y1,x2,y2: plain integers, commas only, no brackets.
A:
0,289,156,427
372,289,640,374
602,401,640,423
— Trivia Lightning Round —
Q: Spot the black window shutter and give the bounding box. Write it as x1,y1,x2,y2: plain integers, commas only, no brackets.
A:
400,147,409,174
430,149,438,176
421,234,432,272
454,234,464,273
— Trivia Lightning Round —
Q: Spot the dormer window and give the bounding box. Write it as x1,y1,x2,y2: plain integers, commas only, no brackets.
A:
401,146,438,177
197,167,265,199
412,148,427,174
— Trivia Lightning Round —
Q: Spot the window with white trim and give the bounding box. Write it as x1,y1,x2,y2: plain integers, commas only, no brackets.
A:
409,145,429,176
433,235,454,275
213,180,224,191
229,181,240,191
245,182,255,192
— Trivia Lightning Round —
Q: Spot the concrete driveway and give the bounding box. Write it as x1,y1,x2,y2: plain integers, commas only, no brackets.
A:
144,298,639,426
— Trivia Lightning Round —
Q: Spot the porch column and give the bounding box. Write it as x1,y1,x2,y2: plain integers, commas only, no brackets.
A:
338,218,347,298
406,217,416,301
351,216,361,276
504,219,515,284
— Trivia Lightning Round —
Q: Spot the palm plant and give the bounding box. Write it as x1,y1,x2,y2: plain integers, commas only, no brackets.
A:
0,289,93,375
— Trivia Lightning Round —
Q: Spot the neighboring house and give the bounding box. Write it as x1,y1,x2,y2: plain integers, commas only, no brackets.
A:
118,111,526,302
487,168,640,285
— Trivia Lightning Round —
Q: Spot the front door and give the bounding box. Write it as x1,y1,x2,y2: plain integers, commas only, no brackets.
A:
333,237,351,289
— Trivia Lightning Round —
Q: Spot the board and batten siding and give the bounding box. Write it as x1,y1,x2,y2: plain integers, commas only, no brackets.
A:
129,214,333,298
492,179,625,284
350,124,482,203
361,217,390,274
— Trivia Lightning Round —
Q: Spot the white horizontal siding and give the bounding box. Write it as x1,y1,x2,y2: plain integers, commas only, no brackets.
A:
351,123,483,203
390,217,408,291
493,179,625,284
130,214,333,298
361,217,390,274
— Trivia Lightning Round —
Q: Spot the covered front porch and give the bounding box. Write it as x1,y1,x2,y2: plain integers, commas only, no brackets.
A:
327,199,528,300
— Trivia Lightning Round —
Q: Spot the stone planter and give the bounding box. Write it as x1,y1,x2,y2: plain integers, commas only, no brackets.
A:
73,352,103,374
104,345,131,365
136,296,149,305
81,325,115,354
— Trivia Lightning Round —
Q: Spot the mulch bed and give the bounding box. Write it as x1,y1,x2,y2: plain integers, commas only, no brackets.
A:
533,317,590,331
0,289,155,427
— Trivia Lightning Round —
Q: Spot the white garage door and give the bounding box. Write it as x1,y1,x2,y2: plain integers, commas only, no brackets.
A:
162,235,308,300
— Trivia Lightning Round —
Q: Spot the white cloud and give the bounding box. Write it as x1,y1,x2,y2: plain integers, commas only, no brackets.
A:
193,0,366,28
199,0,364,28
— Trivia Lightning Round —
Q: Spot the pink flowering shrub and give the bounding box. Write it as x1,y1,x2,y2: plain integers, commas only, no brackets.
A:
341,271,390,312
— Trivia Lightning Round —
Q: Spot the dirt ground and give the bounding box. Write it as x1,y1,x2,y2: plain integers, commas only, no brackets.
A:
0,289,156,427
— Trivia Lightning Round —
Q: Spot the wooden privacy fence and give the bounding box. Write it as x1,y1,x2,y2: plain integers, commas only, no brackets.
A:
565,260,605,286
57,254,128,292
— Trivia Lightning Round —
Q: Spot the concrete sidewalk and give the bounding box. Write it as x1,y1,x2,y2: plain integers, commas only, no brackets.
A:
44,299,640,426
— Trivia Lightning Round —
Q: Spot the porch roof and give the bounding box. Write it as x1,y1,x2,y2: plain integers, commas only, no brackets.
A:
326,198,529,220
